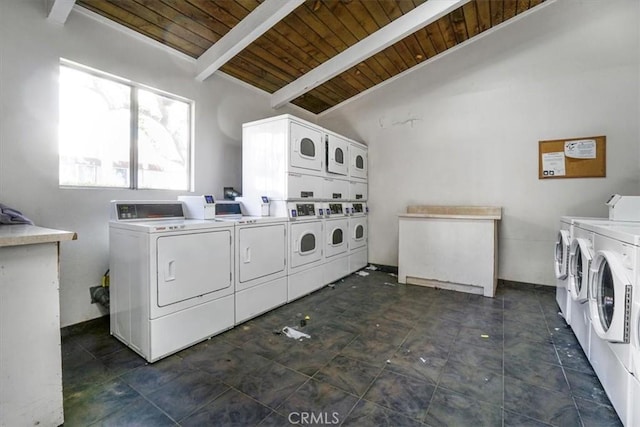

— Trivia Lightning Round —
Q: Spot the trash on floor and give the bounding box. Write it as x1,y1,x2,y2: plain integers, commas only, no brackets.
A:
384,282,395,287
388,273,397,277
480,334,490,338
282,326,311,340
386,359,391,364
365,265,378,271
419,357,427,364
327,283,336,289
355,271,369,277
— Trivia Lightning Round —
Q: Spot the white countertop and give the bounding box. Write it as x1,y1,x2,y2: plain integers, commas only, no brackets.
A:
398,205,502,220
0,224,77,247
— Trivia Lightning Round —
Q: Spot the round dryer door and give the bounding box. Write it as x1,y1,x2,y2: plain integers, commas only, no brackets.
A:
589,250,631,343
554,230,570,279
569,238,592,302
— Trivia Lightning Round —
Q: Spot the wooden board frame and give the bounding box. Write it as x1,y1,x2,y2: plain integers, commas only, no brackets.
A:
538,135,606,179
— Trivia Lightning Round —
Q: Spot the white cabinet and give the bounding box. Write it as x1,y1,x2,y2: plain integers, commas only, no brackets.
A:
0,225,76,427
398,206,501,297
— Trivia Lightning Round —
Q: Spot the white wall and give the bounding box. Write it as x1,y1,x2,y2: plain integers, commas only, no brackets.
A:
0,0,314,326
320,0,640,286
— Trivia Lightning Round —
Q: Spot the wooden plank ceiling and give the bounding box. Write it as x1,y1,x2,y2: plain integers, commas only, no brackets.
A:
77,0,546,114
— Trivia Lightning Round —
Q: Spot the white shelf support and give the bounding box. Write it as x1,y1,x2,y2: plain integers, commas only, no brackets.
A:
47,0,76,24
196,0,305,81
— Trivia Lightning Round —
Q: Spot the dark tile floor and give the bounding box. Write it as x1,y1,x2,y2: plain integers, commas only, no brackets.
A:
61,271,623,426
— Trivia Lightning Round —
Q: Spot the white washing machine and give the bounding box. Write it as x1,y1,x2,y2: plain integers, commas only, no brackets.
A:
586,223,637,372
287,202,325,302
109,201,235,362
555,216,608,325
348,202,368,273
180,197,289,325
568,221,596,357
232,216,288,324
582,221,639,426
322,202,350,284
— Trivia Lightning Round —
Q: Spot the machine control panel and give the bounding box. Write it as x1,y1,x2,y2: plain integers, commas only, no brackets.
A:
328,203,343,215
153,224,186,231
352,203,364,214
115,203,184,221
291,203,316,218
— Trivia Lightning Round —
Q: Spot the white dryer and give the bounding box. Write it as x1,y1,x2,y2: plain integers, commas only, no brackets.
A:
349,141,368,181
326,131,349,177
322,202,350,284
348,202,368,273
109,201,235,362
568,221,596,357
242,115,326,205
287,202,325,302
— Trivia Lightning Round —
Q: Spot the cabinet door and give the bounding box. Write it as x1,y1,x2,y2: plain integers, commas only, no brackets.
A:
327,134,349,176
238,224,286,284
157,231,231,306
290,121,323,173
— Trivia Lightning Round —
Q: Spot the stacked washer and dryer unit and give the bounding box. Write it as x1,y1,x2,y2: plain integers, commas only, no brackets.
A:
241,114,368,303
558,195,640,425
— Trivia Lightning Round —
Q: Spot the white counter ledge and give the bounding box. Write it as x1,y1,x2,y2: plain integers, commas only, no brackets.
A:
0,224,77,247
0,224,76,427
398,205,502,298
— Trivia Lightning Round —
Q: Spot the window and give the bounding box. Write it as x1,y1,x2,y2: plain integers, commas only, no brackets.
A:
59,61,192,190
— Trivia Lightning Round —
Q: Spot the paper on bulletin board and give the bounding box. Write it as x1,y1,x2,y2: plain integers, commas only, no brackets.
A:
565,139,596,159
542,152,566,177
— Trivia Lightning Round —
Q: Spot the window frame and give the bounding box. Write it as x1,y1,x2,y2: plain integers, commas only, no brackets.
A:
59,59,194,191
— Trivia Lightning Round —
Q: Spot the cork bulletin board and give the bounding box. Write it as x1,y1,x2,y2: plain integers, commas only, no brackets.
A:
538,136,606,179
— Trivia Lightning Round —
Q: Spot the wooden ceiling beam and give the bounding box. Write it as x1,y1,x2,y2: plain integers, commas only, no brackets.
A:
47,0,76,24
271,0,470,109
195,0,304,81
